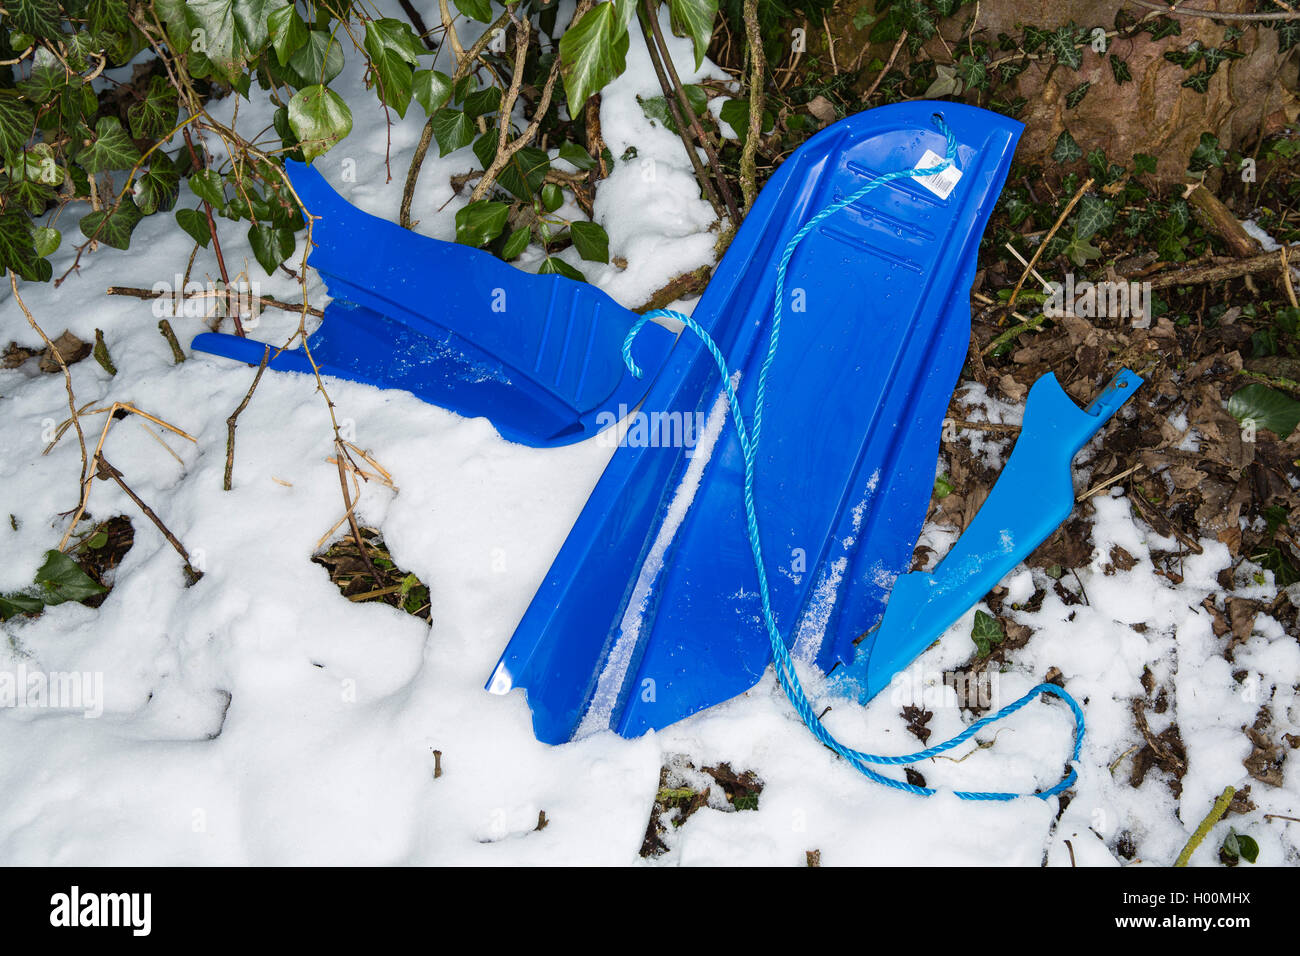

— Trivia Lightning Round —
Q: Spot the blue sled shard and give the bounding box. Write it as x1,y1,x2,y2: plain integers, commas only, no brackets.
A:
488,102,1024,743
833,368,1143,705
191,160,677,448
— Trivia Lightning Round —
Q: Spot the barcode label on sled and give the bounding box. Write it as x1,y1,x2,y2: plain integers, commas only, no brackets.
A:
913,149,961,199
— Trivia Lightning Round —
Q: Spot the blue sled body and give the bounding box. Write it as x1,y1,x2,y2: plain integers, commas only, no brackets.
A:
488,102,1026,743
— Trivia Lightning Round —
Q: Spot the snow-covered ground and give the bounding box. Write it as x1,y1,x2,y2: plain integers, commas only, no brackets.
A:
1,6,1296,865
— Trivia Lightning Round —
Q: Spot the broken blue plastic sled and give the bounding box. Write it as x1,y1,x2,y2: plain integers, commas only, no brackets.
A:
191,161,677,447
487,102,1043,744
191,99,1138,770
832,368,1143,705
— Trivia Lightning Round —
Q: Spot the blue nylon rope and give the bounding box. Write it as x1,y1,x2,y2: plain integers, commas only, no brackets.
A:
621,114,1084,801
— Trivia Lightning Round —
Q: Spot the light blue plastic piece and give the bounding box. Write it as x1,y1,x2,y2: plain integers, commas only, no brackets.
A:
833,368,1143,704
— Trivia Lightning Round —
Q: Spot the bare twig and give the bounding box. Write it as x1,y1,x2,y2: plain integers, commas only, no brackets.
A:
1129,0,1300,21
106,285,324,317
1173,785,1236,867
1007,177,1094,311
10,272,88,511
95,453,201,581
861,29,908,100
739,0,766,215
224,346,270,491
158,319,186,363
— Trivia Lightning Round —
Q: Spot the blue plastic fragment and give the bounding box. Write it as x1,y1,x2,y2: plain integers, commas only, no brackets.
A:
487,102,1025,743
190,160,676,448
833,367,1144,705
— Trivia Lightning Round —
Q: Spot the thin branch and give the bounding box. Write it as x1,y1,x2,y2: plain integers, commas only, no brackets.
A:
95,454,201,582
224,346,271,491
739,0,766,215
1129,0,1300,21
1006,177,1094,310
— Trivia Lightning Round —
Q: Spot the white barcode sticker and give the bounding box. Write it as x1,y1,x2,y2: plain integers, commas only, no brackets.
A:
913,148,961,199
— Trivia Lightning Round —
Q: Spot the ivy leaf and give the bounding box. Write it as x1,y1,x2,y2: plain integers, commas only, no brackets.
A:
127,75,179,141
1182,71,1212,94
463,86,502,120
365,18,425,118
31,225,60,258
455,200,509,247
268,3,310,65
18,48,67,105
1220,829,1259,865
285,31,345,88
77,117,142,174
0,209,51,281
1277,19,1300,53
135,154,180,215
79,196,144,250
668,0,717,70
413,70,454,114
955,55,988,92
501,226,530,260
1065,80,1090,109
540,183,563,212
1133,153,1157,176
175,207,212,246
431,108,476,156
185,0,246,84
248,221,296,274
970,609,1004,657
288,84,352,162
559,2,630,112
1051,129,1083,164
1072,194,1113,241
1109,54,1131,85
10,0,61,40
1228,384,1300,439
1046,25,1083,70
86,0,131,35
569,220,609,262
233,0,279,53
455,0,493,23
1189,132,1226,172
0,98,36,158
0,592,45,620
538,256,586,281
34,550,107,604
558,141,597,171
188,168,225,207
1062,234,1102,266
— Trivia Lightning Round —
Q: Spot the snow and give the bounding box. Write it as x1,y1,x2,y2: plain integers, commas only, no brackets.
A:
2,3,1297,865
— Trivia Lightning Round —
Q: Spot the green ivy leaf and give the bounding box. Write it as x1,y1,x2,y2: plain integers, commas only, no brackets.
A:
31,225,60,258
188,168,226,207
79,197,144,251
10,0,61,40
285,30,345,88
185,0,246,84
1108,54,1131,84
365,18,425,118
127,75,180,141
668,0,717,70
0,592,45,620
1228,384,1300,439
1181,71,1212,94
288,84,353,162
86,0,131,35
1051,129,1083,164
955,55,988,91
0,209,51,281
233,0,279,53
413,70,455,114
1046,25,1082,70
1072,194,1113,240
502,225,531,260
34,550,107,604
538,255,586,281
1065,80,1090,109
569,220,609,262
933,474,954,499
77,116,143,174
18,48,67,105
558,141,597,171
559,2,630,113
268,3,310,65
455,0,493,23
970,609,1005,657
1189,131,1226,171
175,207,212,246
135,155,181,215
431,108,476,156
0,98,36,157
248,221,296,274
455,200,510,247
540,182,564,212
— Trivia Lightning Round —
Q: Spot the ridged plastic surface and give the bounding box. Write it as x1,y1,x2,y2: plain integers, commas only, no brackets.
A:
487,102,1024,743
